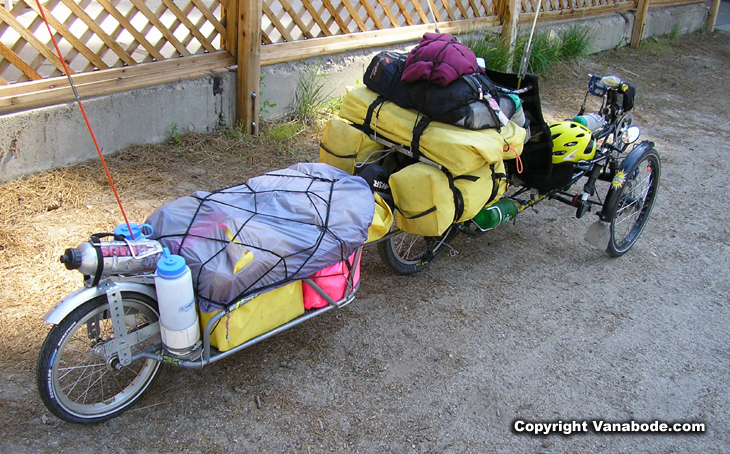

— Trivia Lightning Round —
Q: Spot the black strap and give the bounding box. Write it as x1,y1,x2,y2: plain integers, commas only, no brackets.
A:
476,73,500,99
89,234,107,287
320,142,357,159
410,116,431,162
440,168,469,223
395,205,438,220
462,74,482,99
486,163,507,206
363,96,386,135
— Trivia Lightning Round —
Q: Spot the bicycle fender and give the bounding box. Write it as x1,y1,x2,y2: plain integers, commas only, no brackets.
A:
599,140,656,221
43,282,157,325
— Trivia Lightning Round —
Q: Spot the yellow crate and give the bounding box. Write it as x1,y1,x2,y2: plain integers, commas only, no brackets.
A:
200,281,304,352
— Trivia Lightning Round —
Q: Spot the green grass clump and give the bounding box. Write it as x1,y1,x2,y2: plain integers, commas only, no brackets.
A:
293,64,332,125
460,33,513,72
559,24,594,59
463,24,594,74
513,30,562,74
267,122,303,142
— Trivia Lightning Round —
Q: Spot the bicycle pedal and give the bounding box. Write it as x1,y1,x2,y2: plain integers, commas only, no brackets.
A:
575,203,591,219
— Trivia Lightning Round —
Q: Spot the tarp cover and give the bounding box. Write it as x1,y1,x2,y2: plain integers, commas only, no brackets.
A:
146,163,374,311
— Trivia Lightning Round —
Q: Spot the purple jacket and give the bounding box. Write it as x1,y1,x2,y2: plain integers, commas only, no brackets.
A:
401,33,479,87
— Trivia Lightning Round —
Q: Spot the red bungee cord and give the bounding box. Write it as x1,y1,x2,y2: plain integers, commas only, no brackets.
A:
34,0,136,239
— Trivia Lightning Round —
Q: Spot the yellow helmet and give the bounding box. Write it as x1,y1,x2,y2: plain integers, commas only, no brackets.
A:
550,121,596,164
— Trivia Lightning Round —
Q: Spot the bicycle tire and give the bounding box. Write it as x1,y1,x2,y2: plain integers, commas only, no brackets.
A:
605,146,661,257
36,293,162,424
377,225,458,275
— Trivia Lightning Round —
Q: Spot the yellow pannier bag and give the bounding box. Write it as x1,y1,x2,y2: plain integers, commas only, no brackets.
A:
366,192,394,243
454,160,508,223
319,119,385,174
390,161,509,235
389,163,456,237
199,281,304,352
339,86,526,176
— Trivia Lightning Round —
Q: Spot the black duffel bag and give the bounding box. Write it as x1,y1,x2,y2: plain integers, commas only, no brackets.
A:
405,74,515,130
363,51,411,109
363,51,514,130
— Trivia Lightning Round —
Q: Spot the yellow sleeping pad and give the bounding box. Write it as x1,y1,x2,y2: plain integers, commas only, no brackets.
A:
339,86,526,176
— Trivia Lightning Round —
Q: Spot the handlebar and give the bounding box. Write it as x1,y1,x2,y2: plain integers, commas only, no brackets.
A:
588,74,631,97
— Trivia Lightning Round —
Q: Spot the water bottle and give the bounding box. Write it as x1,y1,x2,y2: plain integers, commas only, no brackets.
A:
60,239,163,276
600,75,622,88
155,248,201,358
572,113,603,132
508,94,525,127
472,198,518,231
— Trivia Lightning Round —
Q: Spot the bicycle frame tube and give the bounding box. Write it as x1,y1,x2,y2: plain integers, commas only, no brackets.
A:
135,247,365,369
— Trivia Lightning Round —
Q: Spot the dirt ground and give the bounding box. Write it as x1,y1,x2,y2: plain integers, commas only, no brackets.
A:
1,31,729,453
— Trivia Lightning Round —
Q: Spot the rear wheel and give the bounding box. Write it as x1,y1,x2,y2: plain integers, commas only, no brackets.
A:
377,225,458,275
36,293,162,424
606,147,661,256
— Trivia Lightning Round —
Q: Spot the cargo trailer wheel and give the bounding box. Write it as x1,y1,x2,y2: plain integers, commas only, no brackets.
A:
36,293,162,424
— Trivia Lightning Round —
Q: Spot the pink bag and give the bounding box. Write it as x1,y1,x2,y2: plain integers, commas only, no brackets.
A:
302,250,361,309
400,33,479,87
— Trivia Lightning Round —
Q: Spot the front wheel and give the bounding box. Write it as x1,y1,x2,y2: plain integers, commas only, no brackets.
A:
605,146,661,257
377,225,458,275
36,292,162,424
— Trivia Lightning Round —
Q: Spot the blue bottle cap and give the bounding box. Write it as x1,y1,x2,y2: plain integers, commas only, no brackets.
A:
114,223,154,240
156,248,187,278
114,223,136,240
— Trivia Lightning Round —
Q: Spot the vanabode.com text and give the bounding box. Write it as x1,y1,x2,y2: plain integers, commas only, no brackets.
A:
513,420,706,435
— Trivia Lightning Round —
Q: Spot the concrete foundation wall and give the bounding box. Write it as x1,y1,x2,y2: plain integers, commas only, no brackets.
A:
0,3,710,183
0,71,236,183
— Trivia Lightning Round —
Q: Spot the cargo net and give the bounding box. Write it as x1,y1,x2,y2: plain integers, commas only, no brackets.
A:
146,163,374,313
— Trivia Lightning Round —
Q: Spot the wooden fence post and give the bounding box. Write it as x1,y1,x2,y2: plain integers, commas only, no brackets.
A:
500,0,519,70
707,0,721,32
630,0,650,49
237,0,261,135
223,0,238,56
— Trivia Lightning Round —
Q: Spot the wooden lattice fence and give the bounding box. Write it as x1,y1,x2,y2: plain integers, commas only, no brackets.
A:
0,0,717,126
520,0,636,17
260,0,498,45
0,0,230,83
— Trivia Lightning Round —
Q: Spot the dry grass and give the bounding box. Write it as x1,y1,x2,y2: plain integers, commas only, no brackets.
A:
0,120,322,365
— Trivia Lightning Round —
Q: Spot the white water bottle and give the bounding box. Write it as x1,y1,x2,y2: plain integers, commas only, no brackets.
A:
572,113,603,131
155,248,201,358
